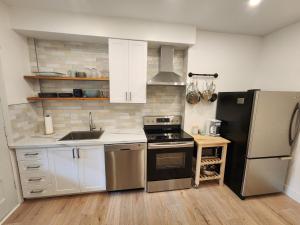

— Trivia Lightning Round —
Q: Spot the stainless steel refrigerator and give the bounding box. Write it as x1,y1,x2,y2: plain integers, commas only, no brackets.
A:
216,90,300,199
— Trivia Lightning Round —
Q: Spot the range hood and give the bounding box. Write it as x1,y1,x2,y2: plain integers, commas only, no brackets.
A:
147,46,186,86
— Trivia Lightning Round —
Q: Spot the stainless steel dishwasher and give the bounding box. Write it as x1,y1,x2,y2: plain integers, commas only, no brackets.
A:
105,143,146,191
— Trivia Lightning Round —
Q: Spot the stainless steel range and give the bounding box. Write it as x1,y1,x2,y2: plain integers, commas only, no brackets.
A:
143,116,194,193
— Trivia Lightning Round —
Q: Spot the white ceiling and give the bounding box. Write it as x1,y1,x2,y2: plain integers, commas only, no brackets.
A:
2,0,300,36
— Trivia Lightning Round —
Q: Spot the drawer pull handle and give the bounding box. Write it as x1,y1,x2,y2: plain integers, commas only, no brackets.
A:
30,189,44,194
27,165,41,169
25,153,39,156
28,177,42,182
77,148,80,158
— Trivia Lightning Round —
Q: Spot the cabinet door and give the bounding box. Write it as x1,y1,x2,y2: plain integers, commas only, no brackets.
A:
49,147,80,195
78,146,106,192
128,40,147,103
109,39,129,103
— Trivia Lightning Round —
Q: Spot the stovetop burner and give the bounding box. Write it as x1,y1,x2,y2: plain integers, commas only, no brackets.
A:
143,116,194,143
153,133,180,140
145,131,194,143
146,131,193,142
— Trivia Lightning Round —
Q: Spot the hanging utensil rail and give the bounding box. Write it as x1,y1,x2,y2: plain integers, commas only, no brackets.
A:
188,73,219,78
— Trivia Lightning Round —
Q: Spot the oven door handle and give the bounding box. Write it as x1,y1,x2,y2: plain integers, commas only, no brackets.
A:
148,142,194,149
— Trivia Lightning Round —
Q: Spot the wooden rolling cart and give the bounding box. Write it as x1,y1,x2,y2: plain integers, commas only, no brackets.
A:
193,135,230,187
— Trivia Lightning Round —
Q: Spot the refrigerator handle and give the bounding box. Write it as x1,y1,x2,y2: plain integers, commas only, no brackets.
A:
289,102,300,146
279,157,293,160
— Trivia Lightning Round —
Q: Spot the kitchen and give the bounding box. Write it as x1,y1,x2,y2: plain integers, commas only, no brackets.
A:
1,0,300,224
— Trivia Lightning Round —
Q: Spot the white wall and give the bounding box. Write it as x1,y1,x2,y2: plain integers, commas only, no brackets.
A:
255,21,300,203
0,1,26,205
255,22,300,91
0,60,20,221
184,30,262,132
10,8,196,46
0,2,32,105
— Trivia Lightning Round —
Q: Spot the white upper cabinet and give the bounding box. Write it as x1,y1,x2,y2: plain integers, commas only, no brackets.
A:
78,146,106,192
128,41,147,103
109,38,147,103
109,39,130,103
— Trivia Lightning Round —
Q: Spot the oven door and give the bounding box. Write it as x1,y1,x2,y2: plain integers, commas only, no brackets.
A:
147,141,194,181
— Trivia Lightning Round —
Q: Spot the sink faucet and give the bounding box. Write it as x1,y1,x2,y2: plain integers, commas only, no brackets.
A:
89,112,96,132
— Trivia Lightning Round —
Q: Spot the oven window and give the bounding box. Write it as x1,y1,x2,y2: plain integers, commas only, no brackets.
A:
156,152,186,169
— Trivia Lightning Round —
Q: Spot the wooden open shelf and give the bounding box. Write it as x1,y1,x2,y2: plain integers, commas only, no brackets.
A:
27,97,109,102
24,75,109,81
200,173,221,181
201,158,222,165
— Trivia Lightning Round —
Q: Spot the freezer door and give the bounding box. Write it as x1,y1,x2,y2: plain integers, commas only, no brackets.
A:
242,157,291,197
216,91,255,198
247,91,300,158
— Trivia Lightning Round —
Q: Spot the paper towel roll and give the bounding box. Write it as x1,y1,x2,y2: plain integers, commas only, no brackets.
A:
44,115,54,135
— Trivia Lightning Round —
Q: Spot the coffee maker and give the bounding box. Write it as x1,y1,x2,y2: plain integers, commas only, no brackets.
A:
206,119,222,136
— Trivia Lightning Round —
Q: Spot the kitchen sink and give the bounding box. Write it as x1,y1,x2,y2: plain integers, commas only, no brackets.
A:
59,130,103,141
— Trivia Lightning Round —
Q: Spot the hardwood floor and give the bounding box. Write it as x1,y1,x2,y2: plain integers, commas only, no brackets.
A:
4,183,300,225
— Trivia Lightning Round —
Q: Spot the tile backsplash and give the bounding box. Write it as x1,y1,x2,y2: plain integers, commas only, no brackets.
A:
42,86,186,132
28,39,109,77
8,102,44,142
28,39,185,80
8,39,187,140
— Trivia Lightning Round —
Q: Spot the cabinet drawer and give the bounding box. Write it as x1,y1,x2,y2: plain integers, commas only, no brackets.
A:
18,160,49,175
23,186,53,198
20,173,49,188
17,149,47,161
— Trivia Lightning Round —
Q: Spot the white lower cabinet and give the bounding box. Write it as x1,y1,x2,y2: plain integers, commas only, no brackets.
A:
48,147,80,195
16,145,106,199
16,148,53,198
78,146,106,192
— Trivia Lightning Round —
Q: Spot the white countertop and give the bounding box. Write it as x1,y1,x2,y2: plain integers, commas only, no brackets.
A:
10,129,147,149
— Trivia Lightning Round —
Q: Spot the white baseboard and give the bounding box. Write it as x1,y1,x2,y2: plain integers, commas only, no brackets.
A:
0,203,20,225
284,185,300,203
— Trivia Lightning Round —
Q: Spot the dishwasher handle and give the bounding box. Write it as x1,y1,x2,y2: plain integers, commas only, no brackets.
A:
105,148,144,152
105,143,146,152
